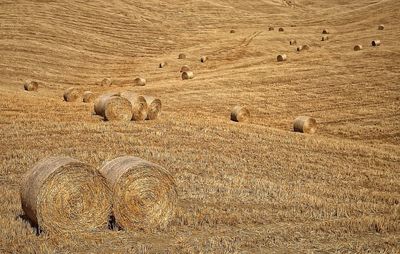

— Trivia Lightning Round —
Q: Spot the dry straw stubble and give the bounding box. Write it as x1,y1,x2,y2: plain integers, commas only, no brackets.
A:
63,87,80,102
20,156,111,233
293,116,317,134
144,96,161,120
120,91,148,121
231,106,250,122
24,81,39,91
99,156,177,231
94,93,132,121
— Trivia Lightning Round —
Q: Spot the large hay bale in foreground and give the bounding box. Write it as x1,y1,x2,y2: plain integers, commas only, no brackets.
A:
134,78,146,86
200,56,208,63
178,53,186,59
182,71,194,80
99,156,177,230
24,81,39,91
372,40,381,46
231,106,250,122
94,93,132,121
277,54,287,62
82,91,95,103
120,91,148,121
20,156,111,233
354,45,363,51
63,87,80,102
378,24,385,30
293,116,317,134
144,96,161,120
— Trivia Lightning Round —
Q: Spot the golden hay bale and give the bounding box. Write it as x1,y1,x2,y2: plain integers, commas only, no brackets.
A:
293,116,317,134
82,91,95,103
277,54,287,62
372,40,381,46
178,53,186,59
120,91,148,121
297,45,310,51
230,29,236,33
180,65,190,73
24,81,39,91
144,96,162,120
289,39,297,45
159,62,167,68
354,45,363,51
378,24,385,30
321,35,329,41
94,93,132,121
231,106,250,122
99,156,177,230
322,29,329,34
268,27,274,31
182,71,194,80
101,78,113,87
200,56,208,63
278,27,284,32
133,78,146,86
20,156,111,233
63,87,80,102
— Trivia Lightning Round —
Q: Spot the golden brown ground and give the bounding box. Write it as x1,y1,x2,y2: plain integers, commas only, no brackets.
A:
0,0,399,253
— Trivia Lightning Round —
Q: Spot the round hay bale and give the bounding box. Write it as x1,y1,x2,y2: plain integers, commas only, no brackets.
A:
289,39,297,45
20,156,111,233
378,24,385,30
94,93,132,121
277,54,287,62
99,156,177,230
278,27,284,32
24,81,39,91
354,45,363,51
268,27,274,31
322,29,329,34
82,91,95,103
178,53,186,59
293,116,317,134
297,45,310,51
230,29,236,33
63,87,80,102
182,71,194,80
200,56,208,63
231,106,250,122
120,91,148,121
144,96,161,120
101,78,113,87
321,35,329,41
133,78,146,86
180,65,190,73
372,40,381,46
159,62,167,68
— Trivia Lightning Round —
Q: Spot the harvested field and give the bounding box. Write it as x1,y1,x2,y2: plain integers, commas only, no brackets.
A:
0,0,399,253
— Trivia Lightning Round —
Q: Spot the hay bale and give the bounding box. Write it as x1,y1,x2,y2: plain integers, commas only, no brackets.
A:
82,91,95,103
94,93,132,121
182,71,194,80
20,156,111,233
322,29,329,34
378,24,385,30
120,91,148,121
289,39,297,45
180,65,190,73
354,45,363,51
372,40,381,46
178,53,186,59
321,35,329,41
268,27,274,31
24,81,39,91
293,116,317,134
297,45,310,51
278,27,284,32
63,87,80,102
99,156,177,230
231,106,250,122
133,78,146,86
159,62,167,68
144,96,162,120
230,29,236,33
101,78,113,87
277,54,287,62
200,56,208,63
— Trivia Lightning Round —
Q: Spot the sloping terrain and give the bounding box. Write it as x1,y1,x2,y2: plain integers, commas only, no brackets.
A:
0,0,399,253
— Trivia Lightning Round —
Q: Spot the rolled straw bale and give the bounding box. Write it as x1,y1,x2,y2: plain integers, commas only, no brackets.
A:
277,54,287,62
321,35,329,41
372,40,381,46
101,78,113,87
159,62,167,68
268,27,274,31
200,56,208,63
24,81,39,91
20,156,111,233
354,45,363,51
63,87,80,102
94,93,132,121
322,29,329,34
182,71,194,80
120,91,148,121
278,27,284,32
82,91,95,103
378,24,385,30
99,156,177,230
133,78,146,86
180,65,190,73
230,29,236,33
144,96,161,120
293,116,317,134
178,53,186,59
231,106,250,122
289,39,297,45
297,45,310,51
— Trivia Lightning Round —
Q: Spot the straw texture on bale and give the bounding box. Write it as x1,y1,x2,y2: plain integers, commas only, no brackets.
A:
94,93,132,121
200,56,208,63
372,40,381,46
144,96,162,120
278,27,284,32
268,27,274,31
82,91,95,103
182,71,194,80
322,29,329,34
120,91,148,121
354,45,363,51
24,81,39,91
378,24,385,30
99,156,177,230
180,65,190,73
231,106,250,122
133,78,146,86
63,87,80,102
277,54,287,62
20,156,111,233
101,78,112,87
293,116,317,134
289,39,297,45
159,62,167,68
178,53,186,59
321,35,329,41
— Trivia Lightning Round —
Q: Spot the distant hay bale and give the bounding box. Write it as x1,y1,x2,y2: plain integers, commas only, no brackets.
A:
182,71,194,80
378,24,385,30
180,65,190,73
293,116,317,134
354,45,363,51
297,45,310,51
20,156,111,233
94,93,132,121
372,40,381,46
24,81,39,91
321,35,329,41
178,53,186,59
63,87,80,102
231,106,250,122
268,27,274,31
200,56,208,63
278,27,284,32
322,29,329,34
159,62,167,68
144,96,162,120
101,78,113,87
133,78,146,86
230,29,236,33
277,54,287,62
289,39,297,45
82,91,95,103
99,156,177,230
120,91,148,121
